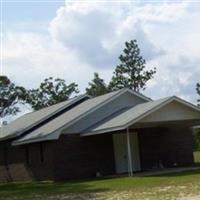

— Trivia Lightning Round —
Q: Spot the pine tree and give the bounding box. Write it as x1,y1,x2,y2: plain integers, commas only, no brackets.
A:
197,82,200,106
109,40,156,92
86,73,109,97
194,82,200,151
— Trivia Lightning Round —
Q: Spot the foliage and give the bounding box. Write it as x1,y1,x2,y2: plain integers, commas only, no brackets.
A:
0,76,26,118
194,83,200,150
26,77,79,111
86,73,109,97
197,82,200,106
109,40,156,92
193,151,200,163
193,128,200,151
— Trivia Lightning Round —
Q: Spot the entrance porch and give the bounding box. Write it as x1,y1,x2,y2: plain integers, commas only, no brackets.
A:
82,96,200,176
112,125,195,176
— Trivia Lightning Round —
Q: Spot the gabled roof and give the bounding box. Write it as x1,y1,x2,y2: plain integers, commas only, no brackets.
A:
81,96,200,136
12,88,151,145
0,95,89,141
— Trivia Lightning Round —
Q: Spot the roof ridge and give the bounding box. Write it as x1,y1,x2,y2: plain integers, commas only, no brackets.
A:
124,88,152,100
87,88,151,102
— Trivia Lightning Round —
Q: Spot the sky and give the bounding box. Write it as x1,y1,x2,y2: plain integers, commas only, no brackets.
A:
1,0,200,118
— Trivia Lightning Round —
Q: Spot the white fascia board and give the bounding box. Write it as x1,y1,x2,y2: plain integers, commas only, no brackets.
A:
172,96,200,112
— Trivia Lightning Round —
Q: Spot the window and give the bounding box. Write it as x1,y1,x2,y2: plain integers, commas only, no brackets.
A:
40,143,44,163
25,146,30,165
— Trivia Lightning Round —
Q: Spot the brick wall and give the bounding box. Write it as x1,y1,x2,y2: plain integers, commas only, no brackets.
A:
0,134,115,182
0,140,54,182
53,134,115,181
0,126,195,182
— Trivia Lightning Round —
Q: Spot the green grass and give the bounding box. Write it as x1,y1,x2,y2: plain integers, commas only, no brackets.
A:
194,151,200,163
0,170,200,200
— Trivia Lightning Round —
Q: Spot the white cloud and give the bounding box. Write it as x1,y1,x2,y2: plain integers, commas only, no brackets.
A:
3,0,200,110
49,0,165,68
4,32,98,91
144,54,200,102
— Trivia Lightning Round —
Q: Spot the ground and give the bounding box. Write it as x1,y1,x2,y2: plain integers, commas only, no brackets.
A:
0,170,200,200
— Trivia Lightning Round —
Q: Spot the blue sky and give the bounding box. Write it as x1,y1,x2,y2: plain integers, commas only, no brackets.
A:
2,0,200,119
4,1,64,21
3,1,64,31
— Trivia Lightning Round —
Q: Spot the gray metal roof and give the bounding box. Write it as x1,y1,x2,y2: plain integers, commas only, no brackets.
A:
0,95,89,141
11,89,200,145
81,97,173,135
12,90,123,145
82,96,200,136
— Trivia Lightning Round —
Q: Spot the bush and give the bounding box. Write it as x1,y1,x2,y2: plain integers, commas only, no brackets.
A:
194,151,200,163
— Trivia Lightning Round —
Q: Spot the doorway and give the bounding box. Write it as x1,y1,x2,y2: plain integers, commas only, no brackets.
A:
113,132,141,174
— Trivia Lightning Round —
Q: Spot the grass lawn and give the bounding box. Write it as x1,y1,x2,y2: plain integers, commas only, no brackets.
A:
194,151,200,163
0,170,200,200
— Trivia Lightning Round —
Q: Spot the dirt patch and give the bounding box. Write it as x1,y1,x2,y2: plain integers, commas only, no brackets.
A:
179,195,200,200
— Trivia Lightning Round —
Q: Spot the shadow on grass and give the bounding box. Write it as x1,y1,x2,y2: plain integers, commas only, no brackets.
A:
0,170,200,199
0,179,111,199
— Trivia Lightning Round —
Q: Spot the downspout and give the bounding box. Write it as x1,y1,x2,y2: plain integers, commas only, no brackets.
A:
126,128,133,176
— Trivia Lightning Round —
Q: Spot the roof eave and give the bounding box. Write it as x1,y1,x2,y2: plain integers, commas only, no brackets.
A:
1,95,90,142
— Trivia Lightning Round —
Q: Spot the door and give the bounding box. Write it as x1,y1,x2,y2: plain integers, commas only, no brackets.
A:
113,134,128,173
113,132,141,174
130,133,141,171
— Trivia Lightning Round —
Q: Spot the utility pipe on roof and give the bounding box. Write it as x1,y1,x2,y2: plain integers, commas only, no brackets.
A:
126,128,133,176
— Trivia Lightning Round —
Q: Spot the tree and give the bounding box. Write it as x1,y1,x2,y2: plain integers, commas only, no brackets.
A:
26,77,79,111
0,76,26,118
86,73,109,97
109,40,156,92
197,82,200,106
194,82,200,151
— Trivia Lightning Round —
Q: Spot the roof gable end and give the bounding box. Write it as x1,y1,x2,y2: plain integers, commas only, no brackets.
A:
139,96,200,123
